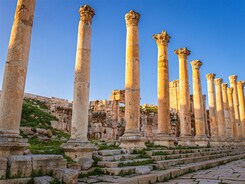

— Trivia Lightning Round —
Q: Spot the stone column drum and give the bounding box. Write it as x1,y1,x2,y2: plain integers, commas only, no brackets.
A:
190,60,208,146
119,10,146,149
237,81,245,137
174,48,194,146
214,78,226,142
0,0,36,156
222,83,232,140
152,31,175,147
227,87,236,139
206,73,219,143
229,75,242,139
61,5,96,166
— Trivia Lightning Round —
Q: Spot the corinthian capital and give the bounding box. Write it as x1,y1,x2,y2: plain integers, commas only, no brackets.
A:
79,4,95,24
237,80,245,88
229,75,237,84
153,31,170,45
206,73,216,80
125,10,140,27
222,83,228,90
190,60,202,70
214,78,223,86
227,87,233,94
174,47,191,57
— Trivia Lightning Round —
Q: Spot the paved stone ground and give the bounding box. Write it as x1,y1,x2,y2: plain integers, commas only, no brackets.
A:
158,159,245,184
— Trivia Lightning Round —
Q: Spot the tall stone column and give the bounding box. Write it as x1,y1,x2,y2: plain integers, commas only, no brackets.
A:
229,75,242,139
214,78,226,142
237,81,245,138
222,83,232,140
61,5,96,165
174,48,194,146
206,73,219,144
227,87,236,139
0,0,35,156
152,31,175,147
119,10,146,149
190,60,208,146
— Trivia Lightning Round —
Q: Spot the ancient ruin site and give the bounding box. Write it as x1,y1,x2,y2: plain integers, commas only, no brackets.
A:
0,0,245,184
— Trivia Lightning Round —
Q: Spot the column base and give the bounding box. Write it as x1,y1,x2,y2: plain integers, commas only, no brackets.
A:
0,134,29,157
194,136,209,147
153,133,176,148
178,136,195,147
119,130,146,149
209,137,221,147
61,140,97,169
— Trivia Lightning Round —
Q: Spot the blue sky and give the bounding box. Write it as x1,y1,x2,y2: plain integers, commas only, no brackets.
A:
0,0,245,105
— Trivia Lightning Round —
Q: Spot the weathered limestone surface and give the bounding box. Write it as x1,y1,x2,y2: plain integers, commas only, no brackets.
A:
214,78,226,141
120,10,146,149
152,31,174,147
0,158,7,179
222,83,232,139
54,168,79,184
0,0,35,156
174,48,194,146
227,87,236,138
61,4,97,163
206,73,219,142
191,60,208,146
229,75,242,138
237,81,245,137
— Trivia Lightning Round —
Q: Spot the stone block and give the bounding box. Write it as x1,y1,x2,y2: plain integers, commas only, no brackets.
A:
0,178,31,184
135,166,151,175
54,168,79,184
0,158,7,179
151,170,171,182
8,155,32,178
79,158,93,170
134,174,157,184
34,176,54,184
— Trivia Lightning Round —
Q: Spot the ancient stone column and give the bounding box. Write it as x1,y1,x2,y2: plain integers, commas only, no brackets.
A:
237,81,245,137
0,0,35,156
152,31,174,147
227,87,236,138
61,5,96,165
119,10,146,149
229,75,242,139
222,83,232,140
174,48,194,146
190,60,208,146
214,78,226,142
206,73,218,142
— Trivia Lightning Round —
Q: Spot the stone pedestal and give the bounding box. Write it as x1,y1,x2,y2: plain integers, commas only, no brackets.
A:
214,78,226,142
174,48,195,147
61,5,97,163
191,60,208,147
206,73,219,143
152,31,175,147
119,10,146,149
0,0,36,155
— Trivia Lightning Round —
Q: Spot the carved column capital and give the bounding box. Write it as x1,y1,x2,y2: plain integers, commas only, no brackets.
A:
174,47,191,57
190,60,202,70
214,78,223,86
237,80,245,88
206,73,216,80
152,30,170,45
172,80,179,87
229,75,237,84
125,10,140,27
79,4,95,24
227,87,233,94
222,83,228,90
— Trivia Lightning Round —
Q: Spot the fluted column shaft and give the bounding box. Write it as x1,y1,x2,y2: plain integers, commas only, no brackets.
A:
229,75,242,138
227,87,236,138
222,83,232,138
237,81,245,137
214,78,226,139
153,31,171,135
174,48,192,137
0,0,35,135
70,5,95,141
206,74,218,139
191,60,206,138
